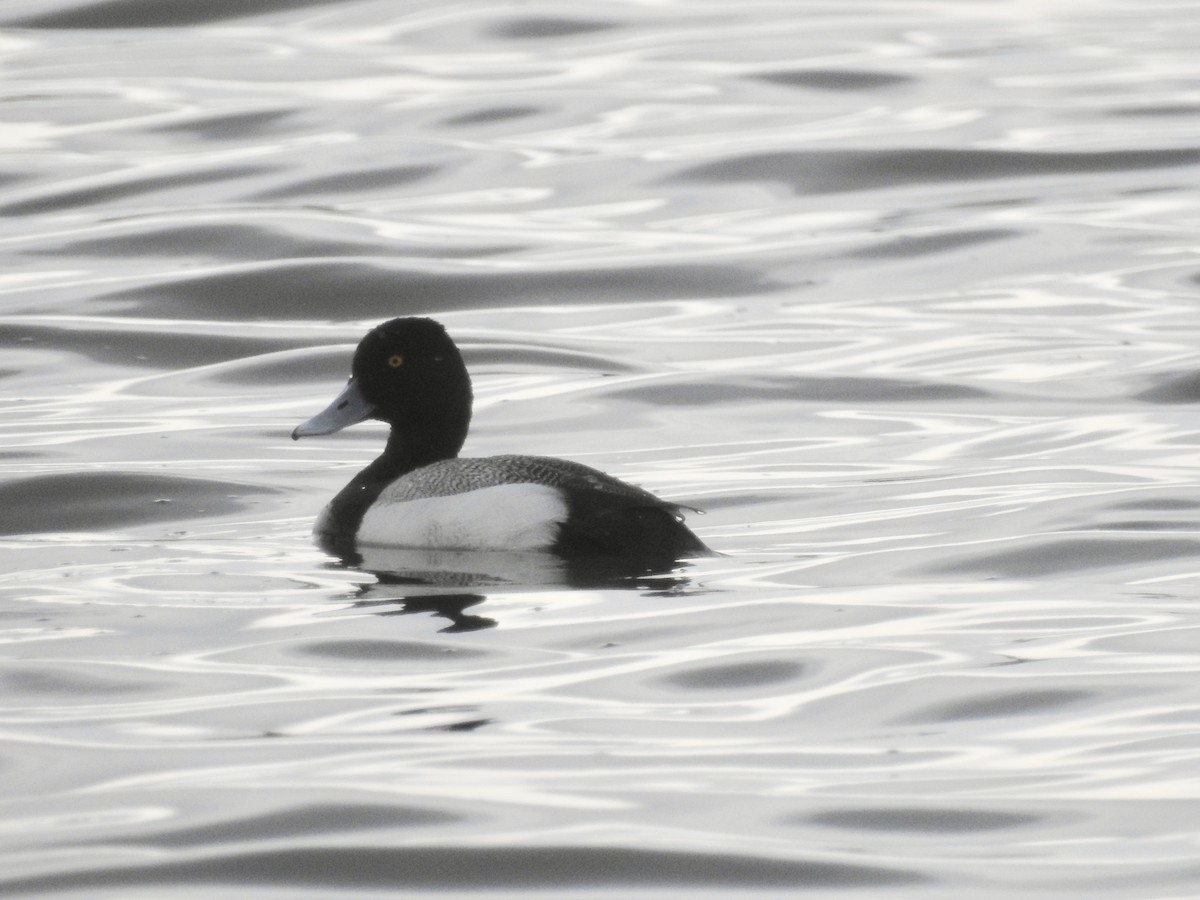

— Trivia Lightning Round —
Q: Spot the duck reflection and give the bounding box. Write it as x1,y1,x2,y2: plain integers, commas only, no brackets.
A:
337,545,705,632
349,589,497,632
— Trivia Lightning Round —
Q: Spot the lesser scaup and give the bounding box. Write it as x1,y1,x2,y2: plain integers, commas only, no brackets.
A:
292,317,711,564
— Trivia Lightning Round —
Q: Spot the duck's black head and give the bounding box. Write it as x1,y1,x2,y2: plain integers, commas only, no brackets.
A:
293,317,473,467
354,317,471,428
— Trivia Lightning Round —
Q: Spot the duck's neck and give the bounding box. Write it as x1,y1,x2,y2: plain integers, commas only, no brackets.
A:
364,423,467,482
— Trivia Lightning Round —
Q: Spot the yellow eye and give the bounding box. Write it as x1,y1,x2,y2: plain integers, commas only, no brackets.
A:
387,355,404,368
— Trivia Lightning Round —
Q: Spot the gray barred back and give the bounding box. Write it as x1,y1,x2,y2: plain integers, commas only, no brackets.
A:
377,455,678,510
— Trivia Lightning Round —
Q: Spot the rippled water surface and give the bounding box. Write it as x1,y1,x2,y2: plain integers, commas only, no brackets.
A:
4,1,1200,896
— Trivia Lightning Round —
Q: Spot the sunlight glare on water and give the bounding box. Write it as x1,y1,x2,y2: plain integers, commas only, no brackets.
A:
3,0,1200,897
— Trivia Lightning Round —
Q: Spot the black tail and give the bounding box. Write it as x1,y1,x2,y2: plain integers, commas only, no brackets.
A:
555,495,712,566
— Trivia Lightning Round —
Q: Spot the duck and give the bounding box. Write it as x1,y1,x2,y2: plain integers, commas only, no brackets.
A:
292,317,712,566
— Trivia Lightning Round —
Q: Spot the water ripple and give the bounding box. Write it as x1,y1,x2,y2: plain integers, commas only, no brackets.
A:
4,1,1200,896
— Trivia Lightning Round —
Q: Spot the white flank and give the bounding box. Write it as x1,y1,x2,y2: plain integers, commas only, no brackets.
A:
356,483,568,551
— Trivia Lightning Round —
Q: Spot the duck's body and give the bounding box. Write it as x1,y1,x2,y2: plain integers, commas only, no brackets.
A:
293,317,710,566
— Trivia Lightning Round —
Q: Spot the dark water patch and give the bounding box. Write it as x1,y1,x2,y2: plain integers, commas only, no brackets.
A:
249,165,440,201
0,666,157,696
397,705,479,718
208,348,352,385
686,491,788,510
7,0,344,28
0,472,278,535
1086,520,1199,532
1109,104,1200,118
1134,370,1200,404
848,228,1020,259
444,106,542,127
295,639,488,661
1082,499,1200,532
902,688,1091,724
489,17,618,39
0,165,272,217
470,344,644,375
99,260,774,320
927,537,1200,577
32,223,382,262
678,148,1200,194
661,659,806,690
151,109,297,141
805,807,1038,832
431,717,492,732
754,69,912,91
0,323,304,369
100,804,460,849
611,375,988,406
32,222,517,263
0,845,925,893
0,172,32,190
1107,498,1200,511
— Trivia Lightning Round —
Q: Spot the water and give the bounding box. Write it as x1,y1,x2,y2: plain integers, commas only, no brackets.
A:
3,0,1200,896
